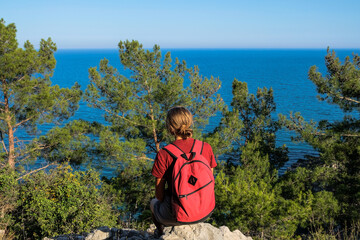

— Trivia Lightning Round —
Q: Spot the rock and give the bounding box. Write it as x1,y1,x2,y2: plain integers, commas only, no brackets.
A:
44,235,85,240
43,223,251,240
85,226,111,240
0,230,5,240
161,223,252,240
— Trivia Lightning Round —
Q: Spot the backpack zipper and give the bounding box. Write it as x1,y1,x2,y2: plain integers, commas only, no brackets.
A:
174,160,212,182
179,180,213,199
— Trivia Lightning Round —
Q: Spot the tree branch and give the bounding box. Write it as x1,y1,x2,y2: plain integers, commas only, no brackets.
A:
288,116,360,138
14,116,35,128
1,140,8,154
13,141,48,159
17,75,26,82
314,132,360,137
16,163,56,181
16,154,32,164
330,92,360,104
92,99,147,128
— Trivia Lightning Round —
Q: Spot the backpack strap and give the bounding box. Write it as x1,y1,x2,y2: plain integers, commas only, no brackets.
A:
163,139,199,161
163,144,184,160
191,139,204,156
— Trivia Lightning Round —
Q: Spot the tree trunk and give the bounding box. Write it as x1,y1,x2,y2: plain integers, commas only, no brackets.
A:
150,109,160,152
3,89,15,169
151,117,160,152
148,101,160,152
154,130,160,152
7,122,15,169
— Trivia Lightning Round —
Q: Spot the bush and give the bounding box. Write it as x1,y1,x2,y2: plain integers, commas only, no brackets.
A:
12,164,117,239
0,167,19,239
105,158,154,229
213,166,304,239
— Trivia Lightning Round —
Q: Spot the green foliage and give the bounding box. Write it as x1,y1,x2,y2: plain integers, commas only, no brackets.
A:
206,79,288,170
214,163,342,239
2,19,358,239
83,40,225,228
279,166,333,200
212,139,303,239
205,108,243,157
93,127,147,168
280,48,360,236
207,69,349,238
12,164,117,239
213,165,303,239
278,167,341,234
104,158,154,229
308,47,360,112
308,191,340,233
204,78,297,238
0,19,82,169
0,167,19,238
85,40,224,153
36,120,93,165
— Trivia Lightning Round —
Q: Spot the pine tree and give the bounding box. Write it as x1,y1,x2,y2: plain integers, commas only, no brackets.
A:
280,48,360,231
0,19,82,170
84,40,224,224
85,40,224,154
206,79,288,170
207,79,300,238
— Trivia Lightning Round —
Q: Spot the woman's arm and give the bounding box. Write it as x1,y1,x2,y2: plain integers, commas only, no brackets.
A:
155,178,166,202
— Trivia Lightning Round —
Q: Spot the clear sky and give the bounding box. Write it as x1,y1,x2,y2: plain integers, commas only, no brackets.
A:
1,0,360,49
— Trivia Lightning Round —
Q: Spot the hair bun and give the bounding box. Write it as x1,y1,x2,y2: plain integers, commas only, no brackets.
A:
180,124,187,133
166,106,193,139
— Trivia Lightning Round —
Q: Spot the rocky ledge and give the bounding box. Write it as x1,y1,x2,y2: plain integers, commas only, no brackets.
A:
44,223,252,240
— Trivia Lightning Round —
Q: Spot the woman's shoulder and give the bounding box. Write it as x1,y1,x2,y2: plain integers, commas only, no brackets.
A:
194,140,213,156
194,139,212,149
157,147,170,157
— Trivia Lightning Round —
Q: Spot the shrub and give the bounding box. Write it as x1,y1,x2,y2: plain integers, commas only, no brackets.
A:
12,164,117,239
105,158,154,229
0,167,19,239
213,166,304,239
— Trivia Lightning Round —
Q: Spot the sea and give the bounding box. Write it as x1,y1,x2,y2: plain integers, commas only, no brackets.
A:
27,48,360,175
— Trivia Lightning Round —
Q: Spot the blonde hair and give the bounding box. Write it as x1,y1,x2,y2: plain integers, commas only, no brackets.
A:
166,107,193,139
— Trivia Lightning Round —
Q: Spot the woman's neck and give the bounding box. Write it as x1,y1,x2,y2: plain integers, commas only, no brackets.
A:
175,136,186,141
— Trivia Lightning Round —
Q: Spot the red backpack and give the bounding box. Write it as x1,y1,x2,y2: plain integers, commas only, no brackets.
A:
164,139,215,223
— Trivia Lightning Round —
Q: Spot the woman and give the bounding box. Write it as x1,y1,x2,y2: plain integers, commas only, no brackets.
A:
150,106,217,236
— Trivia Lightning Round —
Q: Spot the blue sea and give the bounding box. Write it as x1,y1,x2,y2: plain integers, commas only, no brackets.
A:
32,48,360,174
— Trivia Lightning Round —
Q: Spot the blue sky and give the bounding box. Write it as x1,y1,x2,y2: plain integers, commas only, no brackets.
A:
1,0,360,49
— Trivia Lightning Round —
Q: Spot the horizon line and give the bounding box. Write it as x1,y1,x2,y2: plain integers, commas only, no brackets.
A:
55,47,360,51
